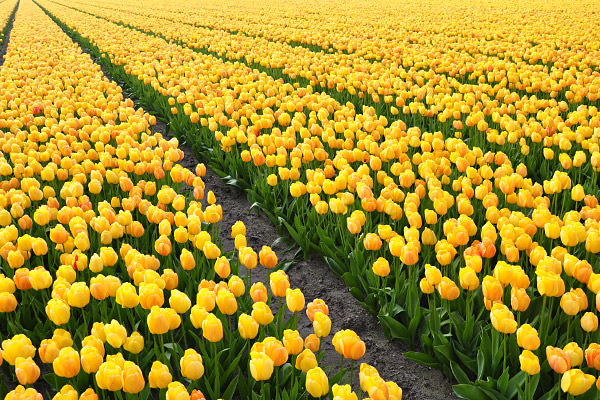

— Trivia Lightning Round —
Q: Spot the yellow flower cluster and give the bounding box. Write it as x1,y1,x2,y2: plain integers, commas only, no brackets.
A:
0,1,402,399
14,0,600,397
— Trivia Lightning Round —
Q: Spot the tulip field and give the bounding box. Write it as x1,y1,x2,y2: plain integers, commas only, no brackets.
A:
1,0,600,399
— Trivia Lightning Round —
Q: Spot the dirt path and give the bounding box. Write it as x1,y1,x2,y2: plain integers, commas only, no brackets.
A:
152,119,459,400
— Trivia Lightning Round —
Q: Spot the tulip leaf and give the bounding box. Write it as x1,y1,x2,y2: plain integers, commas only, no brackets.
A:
505,371,526,399
453,384,491,400
450,361,471,384
378,315,409,342
403,351,440,368
476,348,486,381
497,369,509,394
537,386,558,400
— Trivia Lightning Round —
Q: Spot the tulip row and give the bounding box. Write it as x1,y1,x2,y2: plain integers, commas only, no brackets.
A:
0,0,17,45
48,0,600,178
33,0,600,399
0,1,402,399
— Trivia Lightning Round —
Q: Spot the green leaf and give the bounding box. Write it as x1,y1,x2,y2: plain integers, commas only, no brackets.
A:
453,384,490,400
497,369,509,394
506,371,526,399
378,315,409,342
450,361,471,384
403,351,440,368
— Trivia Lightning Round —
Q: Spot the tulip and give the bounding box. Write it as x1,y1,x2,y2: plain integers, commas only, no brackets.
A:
295,348,318,372
52,329,73,349
585,343,600,369
96,361,123,391
561,369,595,396
283,330,304,355
67,282,90,308
149,361,172,389
306,367,329,398
170,289,192,314
286,288,305,313
372,257,390,277
116,283,139,308
202,313,223,342
4,386,43,400
180,349,204,380
45,298,70,326
216,289,237,315
519,350,540,375
166,382,190,400
53,347,80,378
313,311,332,338
581,312,599,332
490,303,517,334
148,306,171,335
196,288,216,312
124,332,144,354
306,299,329,322
15,357,40,385
249,351,274,381
139,283,164,309
104,320,127,348
252,302,274,325
38,339,60,364
190,305,208,329
270,270,290,297
121,361,145,394
80,346,103,374
437,277,460,300
2,335,36,365
305,334,320,352
516,324,540,351
238,313,259,340
546,346,571,373
250,282,268,303
564,342,583,367
340,331,366,360
80,388,98,400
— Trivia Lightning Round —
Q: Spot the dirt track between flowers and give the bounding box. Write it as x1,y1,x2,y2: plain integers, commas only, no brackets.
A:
155,120,459,399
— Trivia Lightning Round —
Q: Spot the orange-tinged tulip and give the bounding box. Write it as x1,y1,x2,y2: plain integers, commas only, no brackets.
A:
516,324,540,351
564,342,583,367
547,346,571,374
53,347,80,378
15,357,40,385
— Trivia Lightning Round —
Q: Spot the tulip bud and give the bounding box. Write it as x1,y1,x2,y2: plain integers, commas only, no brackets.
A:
202,313,223,342
547,346,571,373
313,311,332,338
15,357,40,385
180,349,204,380
238,313,259,340
53,347,80,378
306,367,329,398
519,350,540,375
516,324,540,351
249,351,274,381
149,361,172,389
581,312,599,332
251,302,274,325
96,361,123,391
286,288,305,313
